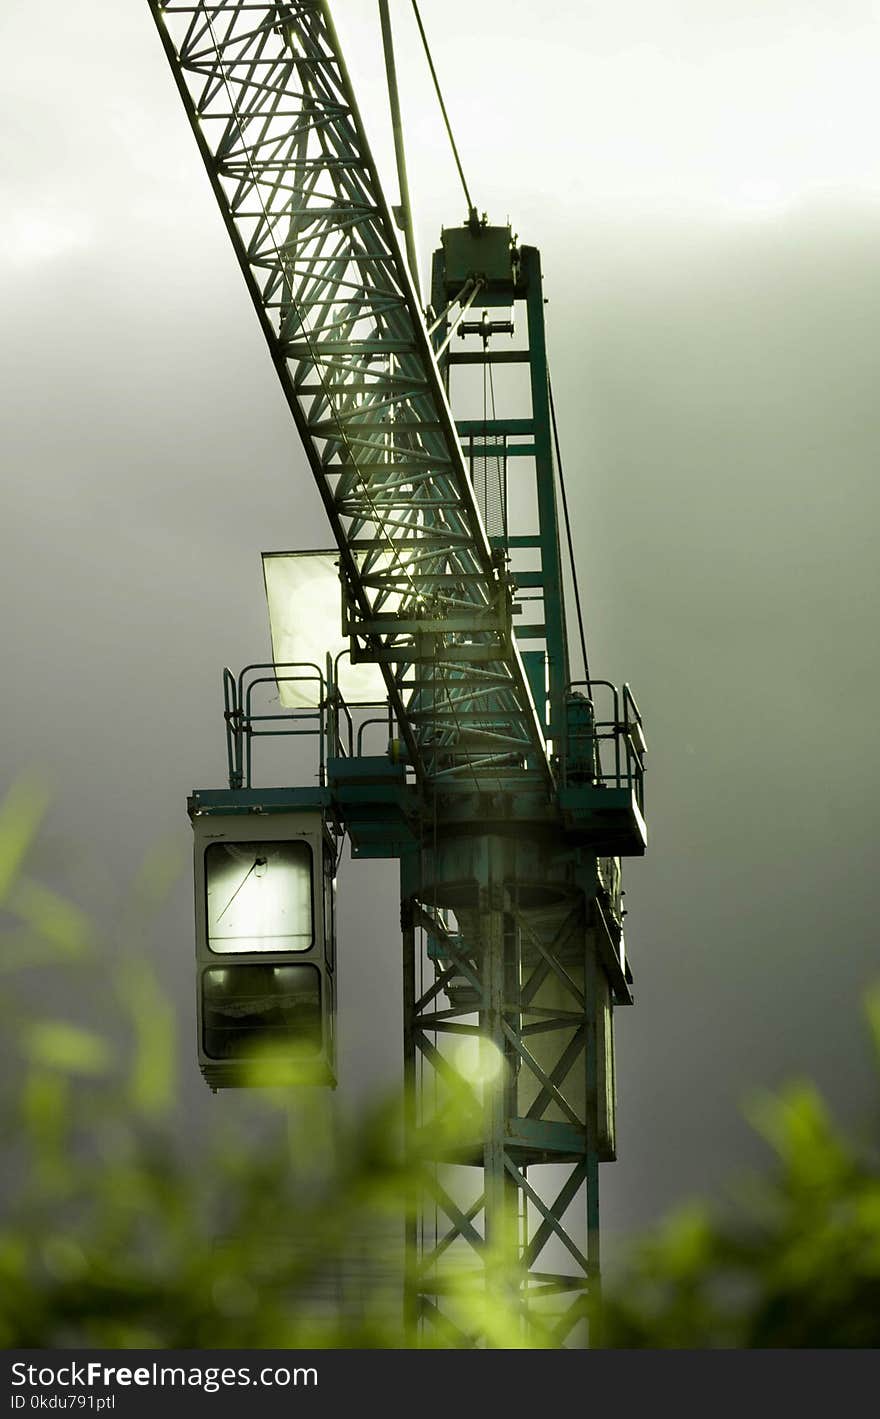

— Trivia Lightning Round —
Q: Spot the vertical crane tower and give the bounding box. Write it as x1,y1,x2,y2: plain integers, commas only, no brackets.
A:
149,0,647,1344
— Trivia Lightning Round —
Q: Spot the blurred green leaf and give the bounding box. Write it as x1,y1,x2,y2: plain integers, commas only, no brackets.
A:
10,876,93,959
864,984,880,1069
114,957,176,1117
745,1081,851,1191
130,837,186,908
24,1021,112,1076
643,1203,715,1281
0,775,50,903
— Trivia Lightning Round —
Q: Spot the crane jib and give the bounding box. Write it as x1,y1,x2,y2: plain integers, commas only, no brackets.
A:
147,0,551,786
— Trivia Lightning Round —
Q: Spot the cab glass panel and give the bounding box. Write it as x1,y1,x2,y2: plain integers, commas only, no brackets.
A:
205,840,313,954
202,963,322,1060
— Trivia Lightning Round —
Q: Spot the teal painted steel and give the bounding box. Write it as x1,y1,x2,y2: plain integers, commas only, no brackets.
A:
441,224,517,294
153,0,649,1349
521,246,571,742
147,0,548,791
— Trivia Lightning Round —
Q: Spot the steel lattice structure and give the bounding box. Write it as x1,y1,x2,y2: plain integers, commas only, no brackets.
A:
150,0,547,787
154,0,647,1349
400,840,630,1346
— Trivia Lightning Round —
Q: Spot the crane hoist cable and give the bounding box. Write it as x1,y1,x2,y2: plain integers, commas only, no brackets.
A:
410,0,479,223
549,374,592,687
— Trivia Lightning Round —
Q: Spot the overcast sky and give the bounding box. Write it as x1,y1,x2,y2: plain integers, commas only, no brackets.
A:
2,0,879,1265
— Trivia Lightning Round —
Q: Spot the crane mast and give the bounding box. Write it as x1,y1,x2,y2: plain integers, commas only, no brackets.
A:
150,0,647,1346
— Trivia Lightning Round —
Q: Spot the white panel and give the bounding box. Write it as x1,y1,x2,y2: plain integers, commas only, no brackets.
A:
262,551,386,709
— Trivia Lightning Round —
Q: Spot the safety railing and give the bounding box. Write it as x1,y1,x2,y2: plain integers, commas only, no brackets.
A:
561,680,646,814
224,663,327,790
223,662,397,790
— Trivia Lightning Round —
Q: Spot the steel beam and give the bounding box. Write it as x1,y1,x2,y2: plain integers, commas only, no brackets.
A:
147,0,549,788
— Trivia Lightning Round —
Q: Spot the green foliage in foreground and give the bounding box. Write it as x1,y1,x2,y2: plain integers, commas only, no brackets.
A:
603,1029,880,1347
0,782,418,1348
1,779,879,1347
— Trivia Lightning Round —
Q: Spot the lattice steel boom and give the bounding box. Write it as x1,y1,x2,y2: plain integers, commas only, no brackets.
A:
155,0,648,1349
149,0,548,788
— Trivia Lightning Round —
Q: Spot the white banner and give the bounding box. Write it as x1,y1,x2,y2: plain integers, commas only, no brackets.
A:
261,551,387,709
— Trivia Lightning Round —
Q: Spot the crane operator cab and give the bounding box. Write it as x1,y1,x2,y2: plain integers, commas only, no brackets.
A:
190,808,336,1090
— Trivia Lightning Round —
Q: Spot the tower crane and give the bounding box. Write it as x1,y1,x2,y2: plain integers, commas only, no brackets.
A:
148,0,647,1347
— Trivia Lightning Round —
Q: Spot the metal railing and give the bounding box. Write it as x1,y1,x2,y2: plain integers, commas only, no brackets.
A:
561,680,646,813
224,663,326,790
223,663,398,790
222,661,645,806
